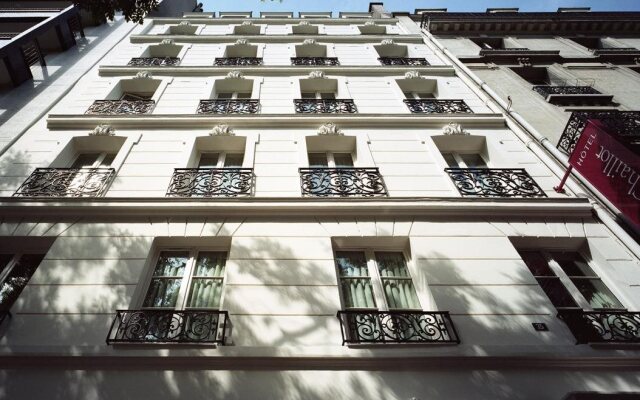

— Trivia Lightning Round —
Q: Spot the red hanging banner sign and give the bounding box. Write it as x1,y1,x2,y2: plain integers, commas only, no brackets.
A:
569,120,640,229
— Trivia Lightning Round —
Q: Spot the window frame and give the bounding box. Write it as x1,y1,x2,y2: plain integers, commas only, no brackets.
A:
197,151,245,168
334,248,421,312
441,151,489,168
140,247,229,311
70,152,115,168
308,151,354,168
216,91,252,100
0,253,46,311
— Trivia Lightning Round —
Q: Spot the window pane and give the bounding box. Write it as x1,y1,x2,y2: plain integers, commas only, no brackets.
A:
340,278,376,308
381,279,420,309
537,277,578,308
236,92,251,99
224,154,244,168
460,153,487,168
520,251,556,276
375,252,409,277
308,153,328,167
193,252,226,277
333,153,354,167
100,153,116,167
301,92,316,99
403,91,414,99
335,251,368,277
551,252,596,276
0,254,13,276
152,251,188,277
416,92,435,99
143,278,182,308
121,92,152,100
441,153,459,168
198,153,220,168
187,278,223,308
0,254,45,311
71,153,101,168
216,92,233,99
320,92,336,100
571,278,623,309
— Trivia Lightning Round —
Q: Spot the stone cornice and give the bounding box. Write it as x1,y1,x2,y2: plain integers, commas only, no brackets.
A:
149,17,399,25
46,113,506,130
0,197,593,219
98,65,457,78
129,34,423,44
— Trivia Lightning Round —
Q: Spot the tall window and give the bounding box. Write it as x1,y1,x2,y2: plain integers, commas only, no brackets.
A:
403,91,435,100
216,91,252,100
197,152,244,168
335,250,420,310
308,152,353,168
519,250,623,310
143,250,227,310
70,152,116,168
441,152,488,168
0,253,46,312
301,91,335,100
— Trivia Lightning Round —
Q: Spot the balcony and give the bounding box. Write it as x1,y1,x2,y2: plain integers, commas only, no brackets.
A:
299,167,387,197
85,100,155,115
106,309,230,345
404,99,473,114
127,57,181,67
13,168,115,198
378,57,430,66
293,99,357,114
197,99,260,114
532,85,613,105
166,168,254,197
558,309,640,344
445,168,547,198
337,310,460,345
214,57,263,66
592,48,640,55
558,110,640,155
291,57,340,66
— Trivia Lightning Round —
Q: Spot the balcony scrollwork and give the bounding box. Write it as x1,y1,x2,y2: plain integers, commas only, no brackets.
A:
13,168,115,198
299,167,387,197
445,168,547,198
166,168,254,197
533,85,602,97
294,99,357,114
337,310,460,345
404,99,473,114
106,309,229,345
557,111,640,155
378,57,430,66
558,309,640,344
127,57,180,67
197,99,260,114
291,57,340,66
214,57,263,66
85,100,155,115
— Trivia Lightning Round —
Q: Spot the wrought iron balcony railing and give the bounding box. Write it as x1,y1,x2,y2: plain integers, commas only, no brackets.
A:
13,168,115,198
85,100,155,115
299,167,387,197
404,99,473,114
558,309,640,344
337,310,460,345
127,57,181,67
592,48,640,55
557,110,640,155
445,168,547,198
106,309,230,345
214,57,263,66
479,47,529,55
294,99,357,114
378,57,430,66
532,85,602,97
166,168,254,197
291,57,340,66
197,99,260,114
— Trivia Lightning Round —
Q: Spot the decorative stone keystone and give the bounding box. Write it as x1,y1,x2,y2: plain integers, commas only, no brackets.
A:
235,39,249,45
404,71,422,79
225,70,244,79
89,125,115,136
298,20,310,26
179,21,191,26
303,38,317,45
381,39,395,45
241,20,253,26
134,71,153,79
210,124,235,136
365,21,376,26
317,122,343,136
308,70,326,79
160,39,175,46
442,122,469,136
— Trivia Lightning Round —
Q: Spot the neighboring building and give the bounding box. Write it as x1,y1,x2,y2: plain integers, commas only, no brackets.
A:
0,4,638,400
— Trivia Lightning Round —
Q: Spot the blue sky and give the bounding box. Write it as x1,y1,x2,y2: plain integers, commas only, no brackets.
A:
200,0,640,14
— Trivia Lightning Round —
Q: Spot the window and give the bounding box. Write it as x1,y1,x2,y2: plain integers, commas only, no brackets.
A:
120,92,153,101
519,250,623,310
335,250,420,310
0,253,46,312
143,250,227,310
216,91,252,100
308,152,353,168
301,91,336,100
70,152,116,168
197,152,244,168
441,152,488,168
403,91,435,100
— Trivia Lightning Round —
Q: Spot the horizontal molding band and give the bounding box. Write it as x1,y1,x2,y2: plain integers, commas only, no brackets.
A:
1,354,639,370
46,113,505,130
0,197,593,218
149,17,399,25
98,65,457,77
130,34,422,44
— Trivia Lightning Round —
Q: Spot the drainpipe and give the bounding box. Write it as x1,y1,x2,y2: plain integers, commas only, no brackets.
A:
420,28,640,260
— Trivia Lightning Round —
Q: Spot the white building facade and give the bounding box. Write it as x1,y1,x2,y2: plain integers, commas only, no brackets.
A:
0,7,639,400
